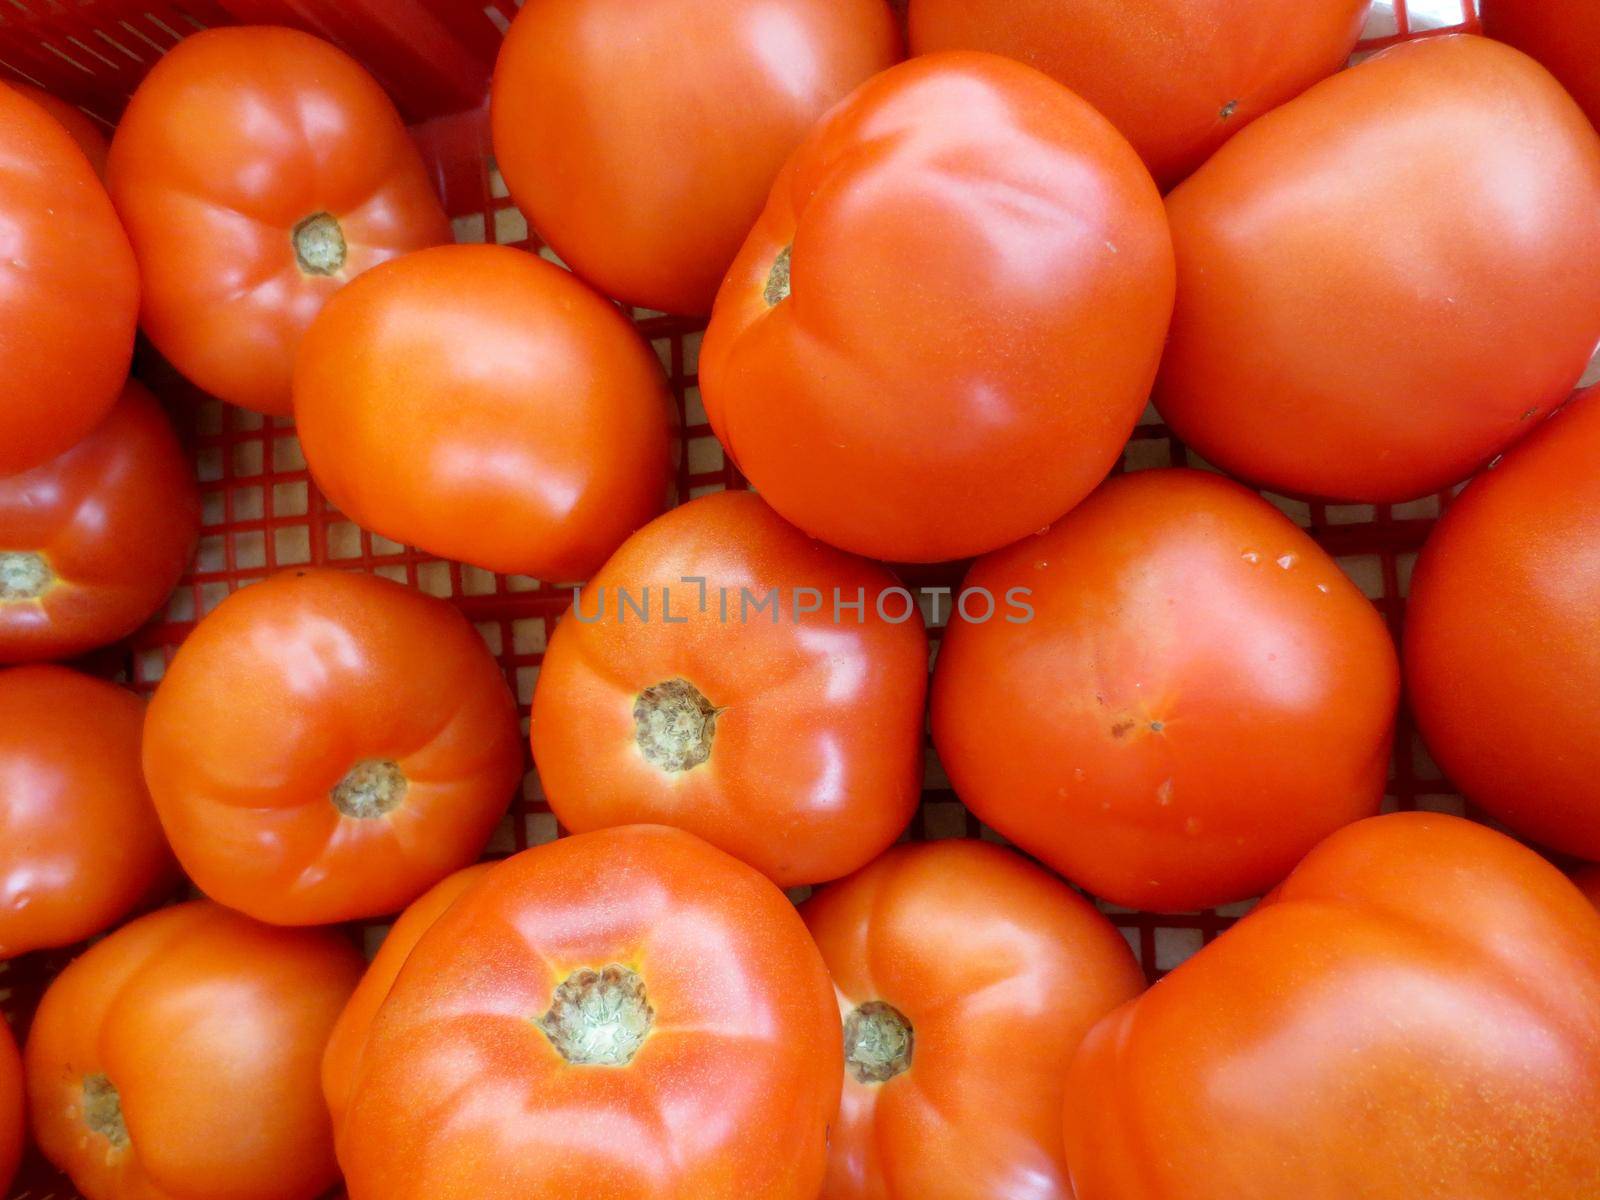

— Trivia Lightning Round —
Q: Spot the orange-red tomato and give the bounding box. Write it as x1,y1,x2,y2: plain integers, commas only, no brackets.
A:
26,900,363,1200
1156,35,1600,503
294,243,676,580
1483,0,1600,131
802,840,1144,1199
932,469,1399,912
7,82,109,178
701,53,1174,562
0,83,137,476
531,491,928,886
1,381,198,663
1406,386,1600,859
338,825,842,1200
142,568,523,925
0,1017,19,1196
107,26,450,416
1063,812,1600,1198
908,0,1369,189
321,861,494,1130
0,667,175,958
490,0,900,315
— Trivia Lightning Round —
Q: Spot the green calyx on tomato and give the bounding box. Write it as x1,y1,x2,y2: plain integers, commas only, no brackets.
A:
292,211,348,276
844,1000,914,1084
633,678,721,773
0,550,53,602
536,964,656,1067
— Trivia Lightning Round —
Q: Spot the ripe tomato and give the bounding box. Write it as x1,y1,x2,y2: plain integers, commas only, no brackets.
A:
26,900,363,1200
0,667,175,958
932,469,1399,912
338,825,842,1199
1406,386,1600,859
8,83,108,178
0,83,137,476
1064,813,1600,1198
0,1018,19,1196
1576,866,1600,910
908,0,1369,189
1,381,199,663
1156,35,1600,503
491,0,899,316
322,861,494,1130
531,491,928,886
142,568,523,925
107,27,450,416
801,840,1144,1199
1483,0,1600,131
294,243,675,580
701,53,1174,562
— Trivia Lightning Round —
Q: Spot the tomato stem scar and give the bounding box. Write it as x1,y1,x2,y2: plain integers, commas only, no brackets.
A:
331,759,407,819
844,1000,913,1084
537,964,655,1066
633,679,719,773
764,244,792,306
0,550,52,601
83,1074,129,1150
293,212,347,276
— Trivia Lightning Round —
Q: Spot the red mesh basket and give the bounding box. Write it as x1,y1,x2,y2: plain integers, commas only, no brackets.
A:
0,2,1503,1196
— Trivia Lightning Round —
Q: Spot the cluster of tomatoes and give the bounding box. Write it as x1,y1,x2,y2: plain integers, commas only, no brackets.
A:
2,1,1600,1198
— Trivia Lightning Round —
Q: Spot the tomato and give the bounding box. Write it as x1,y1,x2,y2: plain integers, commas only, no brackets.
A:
1405,385,1600,859
26,900,363,1200
8,83,109,178
294,243,675,580
321,861,494,1130
0,1017,19,1196
932,469,1399,912
1155,35,1600,503
1,381,199,663
107,27,450,416
801,839,1144,1199
908,0,1369,189
0,666,175,957
141,568,523,925
338,824,841,1199
701,53,1174,562
1576,866,1600,910
1064,812,1600,1198
531,491,927,886
490,0,900,316
1483,0,1600,131
0,83,137,477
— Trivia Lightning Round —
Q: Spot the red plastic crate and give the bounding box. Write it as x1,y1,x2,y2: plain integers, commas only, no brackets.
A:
0,2,1507,1196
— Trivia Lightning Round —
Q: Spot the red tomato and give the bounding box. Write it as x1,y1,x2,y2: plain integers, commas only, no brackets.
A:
932,469,1399,912
701,52,1175,563
0,667,175,958
293,243,676,580
531,491,928,886
1483,0,1600,131
802,840,1144,1199
490,0,900,315
1406,385,1600,859
908,0,1369,189
1064,812,1600,1198
107,27,451,416
1156,35,1600,503
0,83,137,476
0,381,198,663
321,861,494,1130
7,82,109,178
338,825,842,1199
0,1017,19,1196
141,568,523,925
1575,865,1600,910
26,900,363,1200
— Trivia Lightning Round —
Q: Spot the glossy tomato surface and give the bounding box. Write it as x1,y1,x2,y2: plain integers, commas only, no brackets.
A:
802,840,1144,1199
0,381,199,663
107,26,450,416
142,569,523,925
531,491,928,886
1064,813,1600,1198
1483,0,1600,130
1156,34,1600,503
0,83,137,476
701,52,1174,562
294,243,675,580
25,901,363,1200
7,82,108,178
1406,386,1600,859
932,469,1399,912
490,0,900,315
0,667,175,958
908,0,1369,189
0,1018,19,1196
338,825,842,1200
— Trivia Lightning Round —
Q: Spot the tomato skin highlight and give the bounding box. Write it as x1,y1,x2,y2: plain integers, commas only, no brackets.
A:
1482,0,1600,132
932,468,1399,912
701,51,1175,563
1063,812,1600,1199
1156,34,1600,503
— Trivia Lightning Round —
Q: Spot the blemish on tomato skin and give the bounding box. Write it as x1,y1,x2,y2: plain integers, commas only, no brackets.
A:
1220,99,1240,120
1110,719,1135,738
